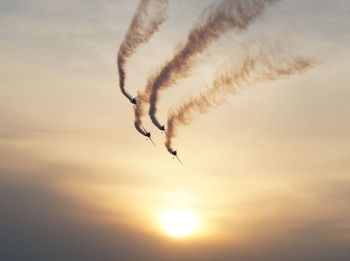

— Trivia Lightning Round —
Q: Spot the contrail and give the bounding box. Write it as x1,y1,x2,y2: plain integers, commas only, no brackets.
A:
133,76,154,136
117,0,168,104
165,42,315,152
141,0,280,130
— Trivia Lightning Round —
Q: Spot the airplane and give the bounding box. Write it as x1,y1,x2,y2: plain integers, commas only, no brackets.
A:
141,126,156,147
130,97,137,105
169,150,183,165
160,125,168,135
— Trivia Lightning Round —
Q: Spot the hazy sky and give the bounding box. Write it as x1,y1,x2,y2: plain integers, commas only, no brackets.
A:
1,0,350,260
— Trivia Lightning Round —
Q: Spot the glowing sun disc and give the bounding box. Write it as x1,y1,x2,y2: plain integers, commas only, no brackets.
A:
160,210,198,238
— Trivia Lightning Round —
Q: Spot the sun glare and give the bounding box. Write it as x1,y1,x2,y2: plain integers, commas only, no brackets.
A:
159,210,198,238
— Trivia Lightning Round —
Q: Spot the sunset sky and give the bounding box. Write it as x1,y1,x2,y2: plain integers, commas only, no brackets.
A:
1,0,350,260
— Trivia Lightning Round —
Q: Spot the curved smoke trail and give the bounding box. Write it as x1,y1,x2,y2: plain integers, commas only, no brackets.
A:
140,0,280,130
133,75,157,136
165,43,315,152
118,0,168,103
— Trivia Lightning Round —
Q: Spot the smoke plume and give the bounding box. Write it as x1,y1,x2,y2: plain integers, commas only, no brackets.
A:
165,43,315,152
118,0,168,103
141,0,280,130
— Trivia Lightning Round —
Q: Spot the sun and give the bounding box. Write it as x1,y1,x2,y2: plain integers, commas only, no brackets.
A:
159,209,199,238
